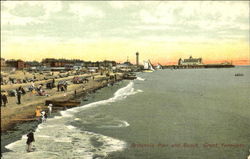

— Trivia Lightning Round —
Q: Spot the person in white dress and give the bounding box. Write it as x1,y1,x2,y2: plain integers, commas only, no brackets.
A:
41,111,46,123
48,104,53,116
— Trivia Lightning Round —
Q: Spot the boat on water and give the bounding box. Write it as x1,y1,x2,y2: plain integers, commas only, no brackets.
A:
156,63,163,70
45,99,81,108
143,60,155,72
235,73,244,76
124,72,137,80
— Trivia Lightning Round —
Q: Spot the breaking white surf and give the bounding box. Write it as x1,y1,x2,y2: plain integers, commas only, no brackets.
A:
3,81,142,159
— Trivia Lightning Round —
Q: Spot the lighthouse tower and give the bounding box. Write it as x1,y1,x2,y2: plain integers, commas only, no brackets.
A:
136,52,139,66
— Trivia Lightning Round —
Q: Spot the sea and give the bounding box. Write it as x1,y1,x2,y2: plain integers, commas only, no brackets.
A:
1,66,250,159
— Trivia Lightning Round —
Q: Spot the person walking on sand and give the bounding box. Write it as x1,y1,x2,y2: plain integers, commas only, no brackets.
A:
2,92,8,107
16,90,22,104
26,130,35,152
48,104,53,116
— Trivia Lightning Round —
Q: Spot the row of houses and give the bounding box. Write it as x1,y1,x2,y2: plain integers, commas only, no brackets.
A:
1,58,27,69
41,58,117,68
0,58,117,70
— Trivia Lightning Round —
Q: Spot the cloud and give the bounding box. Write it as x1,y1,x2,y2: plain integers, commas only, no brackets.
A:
1,1,62,25
69,3,105,18
136,2,249,29
9,2,45,17
108,1,140,9
108,1,126,9
1,1,249,44
132,1,249,42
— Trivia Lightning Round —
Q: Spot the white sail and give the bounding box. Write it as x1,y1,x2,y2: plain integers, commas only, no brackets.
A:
156,63,163,69
143,61,150,70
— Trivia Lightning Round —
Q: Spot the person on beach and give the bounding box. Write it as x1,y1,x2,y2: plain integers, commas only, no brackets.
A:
45,111,48,120
41,111,47,123
19,86,26,95
48,104,53,116
37,84,42,91
31,81,35,88
26,130,35,152
0,93,2,107
61,85,65,92
57,84,60,92
64,83,68,91
16,90,22,104
52,78,55,87
35,107,41,121
2,92,8,106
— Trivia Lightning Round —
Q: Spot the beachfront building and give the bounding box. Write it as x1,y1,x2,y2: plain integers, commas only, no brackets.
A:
25,61,41,68
41,58,69,67
1,58,16,72
99,60,116,68
42,58,59,67
1,58,6,67
116,60,134,72
178,56,202,65
41,58,85,67
41,58,117,71
24,61,44,71
83,61,116,68
5,59,25,70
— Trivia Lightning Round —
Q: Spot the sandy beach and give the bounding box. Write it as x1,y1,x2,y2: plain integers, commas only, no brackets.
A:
1,72,124,132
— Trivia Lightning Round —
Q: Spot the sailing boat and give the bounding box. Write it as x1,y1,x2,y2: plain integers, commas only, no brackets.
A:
143,60,155,72
156,63,163,70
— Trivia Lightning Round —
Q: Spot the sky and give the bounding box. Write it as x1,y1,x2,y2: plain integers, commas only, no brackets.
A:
1,1,249,65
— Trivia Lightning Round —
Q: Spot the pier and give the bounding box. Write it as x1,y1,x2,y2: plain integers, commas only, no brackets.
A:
163,64,235,69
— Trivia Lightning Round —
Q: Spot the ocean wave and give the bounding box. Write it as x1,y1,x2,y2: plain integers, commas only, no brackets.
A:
3,122,126,159
3,81,139,159
97,120,130,128
74,118,81,121
136,77,145,81
66,125,76,130
61,81,141,117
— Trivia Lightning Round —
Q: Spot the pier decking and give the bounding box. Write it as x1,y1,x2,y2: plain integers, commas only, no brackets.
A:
163,64,234,69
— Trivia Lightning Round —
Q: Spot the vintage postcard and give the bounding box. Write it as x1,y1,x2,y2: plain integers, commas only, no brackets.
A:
1,1,249,159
